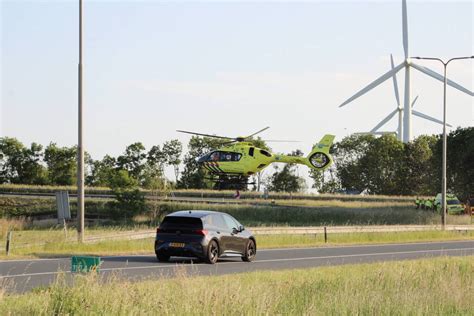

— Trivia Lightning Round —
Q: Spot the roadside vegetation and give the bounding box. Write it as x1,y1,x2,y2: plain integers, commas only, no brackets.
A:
1,256,473,314
0,195,443,226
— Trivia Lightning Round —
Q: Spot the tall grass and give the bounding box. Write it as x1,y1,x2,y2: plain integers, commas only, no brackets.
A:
1,195,438,226
1,257,472,314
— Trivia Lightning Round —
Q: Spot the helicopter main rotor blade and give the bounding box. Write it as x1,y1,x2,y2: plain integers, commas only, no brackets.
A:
263,140,301,143
176,130,232,140
245,126,270,139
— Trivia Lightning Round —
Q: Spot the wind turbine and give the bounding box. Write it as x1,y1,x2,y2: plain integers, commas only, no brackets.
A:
357,55,452,140
339,0,473,143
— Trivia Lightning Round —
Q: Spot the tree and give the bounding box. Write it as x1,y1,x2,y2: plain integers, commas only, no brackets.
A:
162,139,182,183
444,127,474,200
117,142,147,183
44,143,77,185
357,134,404,194
109,169,146,218
267,150,305,193
332,134,373,193
87,155,117,187
0,137,47,184
399,135,438,195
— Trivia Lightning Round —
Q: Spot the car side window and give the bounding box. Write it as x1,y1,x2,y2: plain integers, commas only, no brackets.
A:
223,214,240,231
211,214,228,231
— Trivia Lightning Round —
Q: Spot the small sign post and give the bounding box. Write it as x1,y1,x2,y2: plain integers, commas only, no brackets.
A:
56,191,71,223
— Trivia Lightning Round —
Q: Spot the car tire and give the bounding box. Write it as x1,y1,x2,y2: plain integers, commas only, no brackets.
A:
242,239,256,262
206,240,219,264
156,253,170,262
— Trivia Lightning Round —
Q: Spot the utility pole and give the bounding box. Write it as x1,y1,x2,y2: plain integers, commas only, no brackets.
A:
412,55,474,229
77,0,85,242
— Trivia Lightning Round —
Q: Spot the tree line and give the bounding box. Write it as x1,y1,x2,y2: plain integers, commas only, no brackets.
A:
311,127,473,200
0,127,472,198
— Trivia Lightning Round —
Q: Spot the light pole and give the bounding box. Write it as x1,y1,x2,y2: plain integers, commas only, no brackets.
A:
411,55,474,229
78,0,85,242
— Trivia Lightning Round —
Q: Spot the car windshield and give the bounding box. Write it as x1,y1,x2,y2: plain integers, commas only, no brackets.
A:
160,216,203,230
447,199,461,205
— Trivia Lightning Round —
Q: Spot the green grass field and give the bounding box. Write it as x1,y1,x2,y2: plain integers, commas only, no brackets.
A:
1,256,472,314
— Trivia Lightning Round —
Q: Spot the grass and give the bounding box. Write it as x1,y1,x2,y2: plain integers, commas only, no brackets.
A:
1,228,473,260
1,256,473,314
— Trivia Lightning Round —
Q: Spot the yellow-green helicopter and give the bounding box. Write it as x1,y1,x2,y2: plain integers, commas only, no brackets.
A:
178,127,335,190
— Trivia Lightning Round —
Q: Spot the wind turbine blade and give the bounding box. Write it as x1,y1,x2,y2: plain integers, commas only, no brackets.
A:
391,54,401,106
370,109,398,132
402,0,409,59
411,95,419,108
410,62,474,96
339,62,405,107
245,126,270,139
412,110,453,127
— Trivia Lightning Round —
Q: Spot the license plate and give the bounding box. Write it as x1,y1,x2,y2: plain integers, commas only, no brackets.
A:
169,242,185,248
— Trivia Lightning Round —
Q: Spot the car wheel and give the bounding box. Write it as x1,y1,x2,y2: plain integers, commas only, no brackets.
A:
206,240,219,264
156,253,170,262
242,239,256,262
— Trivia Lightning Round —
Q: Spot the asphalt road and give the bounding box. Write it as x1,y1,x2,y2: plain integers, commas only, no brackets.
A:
1,240,473,293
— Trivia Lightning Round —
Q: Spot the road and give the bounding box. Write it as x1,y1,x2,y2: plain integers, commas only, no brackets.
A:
1,240,473,293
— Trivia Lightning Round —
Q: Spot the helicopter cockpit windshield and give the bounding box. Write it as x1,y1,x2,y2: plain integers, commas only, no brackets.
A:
205,151,242,162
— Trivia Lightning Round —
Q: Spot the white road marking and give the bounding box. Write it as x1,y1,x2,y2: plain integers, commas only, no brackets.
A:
2,247,473,279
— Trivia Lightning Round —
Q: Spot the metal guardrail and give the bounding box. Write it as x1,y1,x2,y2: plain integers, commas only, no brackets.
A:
81,224,474,242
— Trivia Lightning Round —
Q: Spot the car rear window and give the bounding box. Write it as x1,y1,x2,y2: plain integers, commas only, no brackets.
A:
160,216,203,230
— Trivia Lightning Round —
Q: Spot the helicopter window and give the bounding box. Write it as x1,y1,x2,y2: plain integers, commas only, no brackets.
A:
260,150,271,157
249,147,255,157
210,152,220,161
209,151,241,162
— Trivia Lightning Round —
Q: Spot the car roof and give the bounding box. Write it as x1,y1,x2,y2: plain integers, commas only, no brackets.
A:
166,210,223,218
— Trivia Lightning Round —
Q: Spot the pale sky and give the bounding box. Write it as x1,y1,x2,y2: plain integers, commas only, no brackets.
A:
1,0,473,186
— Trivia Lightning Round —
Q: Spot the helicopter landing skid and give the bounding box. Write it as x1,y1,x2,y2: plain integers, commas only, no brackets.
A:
210,174,251,191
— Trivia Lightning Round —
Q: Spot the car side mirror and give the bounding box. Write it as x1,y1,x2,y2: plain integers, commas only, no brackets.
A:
239,225,245,232
232,227,239,234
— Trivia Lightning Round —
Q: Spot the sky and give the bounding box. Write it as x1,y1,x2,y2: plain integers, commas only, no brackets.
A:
1,0,473,187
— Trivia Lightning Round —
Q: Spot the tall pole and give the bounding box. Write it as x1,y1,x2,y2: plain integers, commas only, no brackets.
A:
441,64,447,228
78,0,85,242
412,56,474,230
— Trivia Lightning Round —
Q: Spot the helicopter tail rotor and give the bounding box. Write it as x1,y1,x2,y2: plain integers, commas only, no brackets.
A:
306,134,335,170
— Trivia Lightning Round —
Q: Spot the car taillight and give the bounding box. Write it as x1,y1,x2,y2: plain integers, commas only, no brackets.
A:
194,229,208,236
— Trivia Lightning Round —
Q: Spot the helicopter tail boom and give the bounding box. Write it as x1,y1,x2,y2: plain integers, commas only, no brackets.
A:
274,134,335,171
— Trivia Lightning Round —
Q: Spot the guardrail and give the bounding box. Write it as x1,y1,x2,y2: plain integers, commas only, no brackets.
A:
81,224,474,242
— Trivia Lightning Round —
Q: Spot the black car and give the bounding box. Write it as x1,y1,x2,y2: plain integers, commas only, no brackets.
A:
155,210,256,264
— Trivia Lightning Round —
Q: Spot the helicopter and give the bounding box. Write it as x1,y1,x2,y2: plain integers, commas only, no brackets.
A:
177,127,335,190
